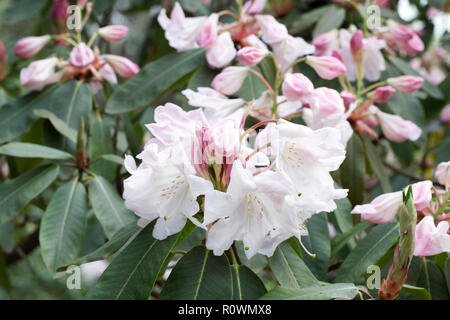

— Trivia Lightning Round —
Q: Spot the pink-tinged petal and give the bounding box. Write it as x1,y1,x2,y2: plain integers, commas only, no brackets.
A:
20,57,61,91
256,15,288,44
440,105,450,123
69,43,95,67
414,216,450,256
99,62,117,84
282,73,314,102
14,35,51,59
196,14,218,48
411,180,433,211
205,32,236,69
98,25,129,42
211,66,249,95
387,75,423,93
103,55,140,79
368,86,396,103
237,46,268,67
351,191,403,224
305,56,346,80
243,0,266,14
435,161,450,188
375,110,422,142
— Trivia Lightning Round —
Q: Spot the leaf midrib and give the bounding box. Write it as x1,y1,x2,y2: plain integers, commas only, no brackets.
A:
193,249,209,300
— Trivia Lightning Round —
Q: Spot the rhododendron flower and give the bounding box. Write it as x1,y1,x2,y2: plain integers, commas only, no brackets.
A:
211,66,249,95
69,43,95,68
237,47,268,67
282,73,314,103
368,86,396,103
205,32,237,69
383,20,424,55
373,107,422,142
196,14,218,48
435,161,450,189
414,216,450,257
256,15,288,44
20,57,62,91
352,191,403,224
305,56,346,80
312,30,339,57
272,35,315,71
14,35,51,59
387,76,424,93
103,54,140,79
411,180,433,211
158,2,207,51
98,25,129,42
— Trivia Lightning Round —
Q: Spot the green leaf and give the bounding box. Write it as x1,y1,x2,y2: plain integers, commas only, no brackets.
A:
187,64,216,90
290,5,334,33
235,241,268,274
237,69,267,101
39,178,88,274
0,253,10,292
97,154,124,166
331,222,371,258
260,283,359,300
300,212,330,280
87,223,179,299
2,0,47,24
333,198,354,234
88,175,137,239
361,136,392,193
388,56,443,100
231,265,267,300
34,109,77,143
268,241,319,288
57,223,141,271
417,260,450,300
312,7,345,38
0,165,59,226
0,142,73,160
160,246,233,300
445,259,450,294
340,134,365,205
88,114,115,181
335,222,399,283
106,49,205,114
401,284,432,300
0,87,56,144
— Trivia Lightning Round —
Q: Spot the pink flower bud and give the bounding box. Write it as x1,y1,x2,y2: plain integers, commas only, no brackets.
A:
414,216,450,257
440,105,450,123
282,73,314,102
312,30,338,56
256,15,288,44
69,43,95,67
350,30,364,56
352,191,403,224
14,35,51,59
0,41,6,82
411,180,433,211
98,25,129,42
340,91,356,108
196,14,218,48
211,66,249,95
103,55,140,79
205,31,236,69
305,56,346,80
407,34,424,54
387,76,423,93
375,109,422,142
435,161,450,189
368,86,396,103
243,0,266,14
99,62,117,85
237,46,268,67
20,57,61,91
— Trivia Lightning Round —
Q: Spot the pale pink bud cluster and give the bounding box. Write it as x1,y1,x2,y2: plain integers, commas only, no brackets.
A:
305,56,346,80
387,76,424,93
14,35,51,59
98,25,129,42
383,20,425,55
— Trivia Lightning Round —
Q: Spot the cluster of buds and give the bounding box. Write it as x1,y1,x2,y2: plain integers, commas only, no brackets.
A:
352,161,450,257
14,2,139,91
379,19,425,56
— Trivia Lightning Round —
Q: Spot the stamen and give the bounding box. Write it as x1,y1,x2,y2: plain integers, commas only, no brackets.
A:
298,239,316,259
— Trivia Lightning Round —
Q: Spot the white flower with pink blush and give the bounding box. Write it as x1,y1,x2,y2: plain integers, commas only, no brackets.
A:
98,25,129,42
414,216,450,257
272,35,315,71
20,57,62,91
352,191,403,224
256,15,288,44
243,0,266,14
211,66,249,95
103,54,140,79
158,2,207,51
205,32,237,69
196,14,218,48
435,161,450,189
69,43,95,68
305,56,346,80
282,73,314,103
237,46,268,67
372,107,422,143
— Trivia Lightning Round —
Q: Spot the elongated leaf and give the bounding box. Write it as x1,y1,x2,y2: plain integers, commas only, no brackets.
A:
237,69,267,101
0,253,10,292
401,284,432,300
106,49,205,114
231,265,267,300
57,223,141,271
260,283,359,300
88,114,115,181
331,222,371,258
301,212,330,280
417,260,449,300
49,81,91,130
34,109,77,143
0,165,59,226
362,136,392,193
98,154,124,166
445,259,450,294
333,198,353,234
2,0,47,24
312,8,345,38
388,56,443,100
290,5,334,33
39,178,88,273
269,241,319,288
340,134,365,205
187,64,216,89
0,87,56,144
335,222,399,283
0,142,73,160
160,246,232,300
88,175,137,239
87,223,179,299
